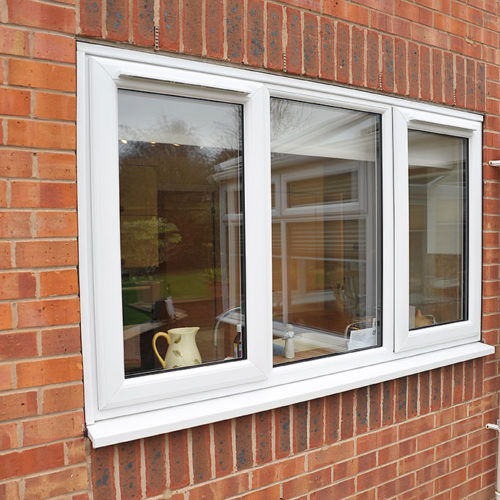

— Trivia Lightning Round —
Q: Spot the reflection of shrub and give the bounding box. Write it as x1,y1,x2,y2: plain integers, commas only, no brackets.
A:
121,216,181,274
203,267,222,282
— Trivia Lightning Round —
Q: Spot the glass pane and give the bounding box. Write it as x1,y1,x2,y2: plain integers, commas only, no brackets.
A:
408,130,467,330
118,89,245,377
270,98,382,365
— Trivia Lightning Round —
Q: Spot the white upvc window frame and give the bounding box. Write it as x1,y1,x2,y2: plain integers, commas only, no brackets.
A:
77,43,492,447
393,108,482,352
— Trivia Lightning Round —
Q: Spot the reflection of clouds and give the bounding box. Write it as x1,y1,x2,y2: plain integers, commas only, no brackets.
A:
118,89,241,150
271,98,378,162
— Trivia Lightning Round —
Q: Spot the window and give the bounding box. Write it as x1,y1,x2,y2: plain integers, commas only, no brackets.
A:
78,44,491,446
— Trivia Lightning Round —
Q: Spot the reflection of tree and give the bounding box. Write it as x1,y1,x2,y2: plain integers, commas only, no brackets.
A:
120,216,181,275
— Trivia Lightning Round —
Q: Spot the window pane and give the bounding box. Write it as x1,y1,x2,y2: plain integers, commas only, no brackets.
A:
118,89,245,376
408,130,467,330
270,98,382,365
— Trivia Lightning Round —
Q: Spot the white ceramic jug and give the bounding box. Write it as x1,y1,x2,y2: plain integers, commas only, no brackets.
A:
152,327,202,369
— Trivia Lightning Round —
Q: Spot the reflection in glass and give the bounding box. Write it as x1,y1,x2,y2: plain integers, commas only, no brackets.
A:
271,98,382,365
119,90,245,376
409,130,467,330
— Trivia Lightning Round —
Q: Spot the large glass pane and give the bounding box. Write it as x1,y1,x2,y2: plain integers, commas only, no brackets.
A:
118,89,245,377
270,98,382,365
408,130,467,330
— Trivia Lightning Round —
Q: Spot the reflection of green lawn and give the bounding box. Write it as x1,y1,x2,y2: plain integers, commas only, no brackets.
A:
122,270,213,326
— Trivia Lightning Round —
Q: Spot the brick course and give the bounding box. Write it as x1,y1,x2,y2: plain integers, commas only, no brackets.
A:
0,0,499,498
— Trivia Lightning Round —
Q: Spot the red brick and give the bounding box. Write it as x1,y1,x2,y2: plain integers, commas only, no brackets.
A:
325,393,340,443
324,1,369,26
192,424,212,481
42,383,84,413
0,364,13,390
341,390,354,439
0,212,31,238
377,473,415,499
145,434,167,496
241,485,281,500
309,398,324,449
35,211,77,238
355,387,368,434
17,298,80,328
0,330,37,360
183,0,202,55
23,411,84,445
206,0,224,59
395,38,407,95
413,24,448,48
133,0,154,46
0,303,13,330
0,242,10,269
17,355,82,387
0,272,36,300
213,419,234,476
7,0,75,33
118,440,141,499
399,414,435,439
39,269,78,297
442,364,452,408
419,370,430,414
417,426,452,451
286,8,302,75
33,32,75,63
247,0,264,67
275,406,291,459
378,438,416,465
283,467,331,498
358,462,397,491
334,451,376,480
366,30,379,90
8,59,75,91
310,478,355,499
41,326,81,356
336,22,350,84
227,0,244,62
308,440,354,470
381,35,394,92
0,150,32,178
371,12,411,38
303,13,319,77
106,0,129,42
408,42,419,98
351,26,364,86
8,120,75,150
80,0,102,36
407,374,418,418
35,92,76,121
169,429,189,489
0,88,30,116
477,62,485,111
11,181,76,208
0,442,65,481
256,411,273,464
189,472,249,499
253,456,305,488
0,26,30,56
24,465,88,500
159,0,180,52
293,402,308,453
0,422,19,451
266,3,283,71
91,446,116,498
0,179,6,207
16,240,78,268
37,152,76,180
0,391,37,420
420,45,430,100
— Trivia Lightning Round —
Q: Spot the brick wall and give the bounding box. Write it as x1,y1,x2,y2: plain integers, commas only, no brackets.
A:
0,0,499,498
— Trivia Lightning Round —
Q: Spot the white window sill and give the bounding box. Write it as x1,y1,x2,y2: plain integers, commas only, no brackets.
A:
87,341,493,447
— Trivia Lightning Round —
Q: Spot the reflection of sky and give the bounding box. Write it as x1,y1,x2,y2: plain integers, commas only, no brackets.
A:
118,89,241,149
271,98,378,161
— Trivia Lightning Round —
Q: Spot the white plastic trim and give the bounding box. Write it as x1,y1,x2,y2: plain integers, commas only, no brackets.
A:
88,342,493,447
